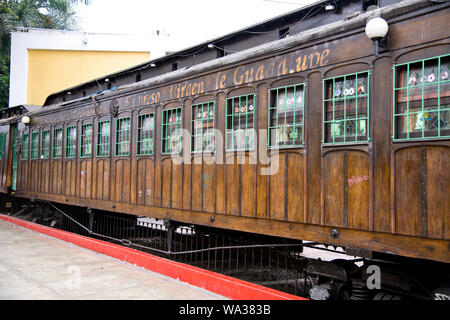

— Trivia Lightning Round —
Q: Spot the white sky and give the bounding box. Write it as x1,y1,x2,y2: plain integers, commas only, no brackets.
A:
75,0,318,49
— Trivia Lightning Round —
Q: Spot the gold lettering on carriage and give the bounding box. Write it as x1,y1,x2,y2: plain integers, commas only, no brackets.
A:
124,91,161,108
217,48,331,88
169,80,205,99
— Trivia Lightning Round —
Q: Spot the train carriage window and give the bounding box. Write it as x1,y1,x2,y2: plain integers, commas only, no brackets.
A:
40,130,50,159
81,123,93,158
393,54,450,140
226,94,256,151
0,133,5,159
52,128,62,159
97,121,110,157
191,101,215,153
161,107,183,154
323,71,370,144
137,113,154,156
268,84,305,148
21,133,29,160
115,117,131,157
30,131,39,160
65,126,77,159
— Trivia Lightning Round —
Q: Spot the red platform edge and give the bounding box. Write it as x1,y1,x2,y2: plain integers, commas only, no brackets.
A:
0,214,307,300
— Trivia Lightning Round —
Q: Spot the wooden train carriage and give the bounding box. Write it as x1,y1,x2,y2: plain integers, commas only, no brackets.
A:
0,121,12,194
0,105,34,194
12,1,450,263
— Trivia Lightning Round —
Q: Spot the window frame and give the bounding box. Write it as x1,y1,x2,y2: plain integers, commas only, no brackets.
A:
40,129,50,159
21,132,29,160
97,120,111,158
225,93,256,152
191,101,215,153
161,107,183,155
65,125,77,159
322,70,371,145
115,117,131,157
137,113,155,156
268,83,305,149
52,128,63,159
80,123,93,158
393,53,450,141
30,131,39,160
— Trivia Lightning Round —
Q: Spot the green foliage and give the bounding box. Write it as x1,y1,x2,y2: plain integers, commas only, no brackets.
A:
0,0,90,109
0,54,9,109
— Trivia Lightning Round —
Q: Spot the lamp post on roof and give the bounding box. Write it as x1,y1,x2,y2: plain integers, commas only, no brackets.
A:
365,17,389,56
22,116,31,126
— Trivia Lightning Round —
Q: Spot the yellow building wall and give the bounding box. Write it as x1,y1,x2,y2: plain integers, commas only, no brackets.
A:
27,49,150,106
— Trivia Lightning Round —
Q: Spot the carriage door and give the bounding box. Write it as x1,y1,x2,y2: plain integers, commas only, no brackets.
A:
10,124,18,191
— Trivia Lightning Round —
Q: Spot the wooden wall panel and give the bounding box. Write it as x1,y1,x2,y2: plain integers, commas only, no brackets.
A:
324,152,345,227
24,162,29,192
287,153,304,223
347,152,369,230
269,153,286,221
191,160,203,211
15,161,20,192
172,161,183,209
241,162,255,217
395,148,423,236
80,160,86,198
372,56,392,233
323,151,370,230
113,159,131,203
40,162,50,193
306,72,323,225
122,160,131,203
31,161,38,192
17,161,25,192
130,159,137,205
95,160,103,200
154,162,162,206
114,160,123,202
64,161,75,196
85,160,92,199
16,161,23,192
37,161,41,193
426,146,450,239
95,159,110,201
215,163,225,214
50,161,55,194
182,163,191,210
51,161,62,195
103,160,110,201
145,159,155,206
226,158,240,215
161,159,172,208
203,161,215,213
394,146,450,239
256,162,268,219
70,161,76,197
137,159,146,205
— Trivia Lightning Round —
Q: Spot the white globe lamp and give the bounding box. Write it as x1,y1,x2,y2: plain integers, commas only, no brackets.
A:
365,17,389,56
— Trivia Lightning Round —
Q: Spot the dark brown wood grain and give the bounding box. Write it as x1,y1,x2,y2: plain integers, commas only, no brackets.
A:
6,6,450,264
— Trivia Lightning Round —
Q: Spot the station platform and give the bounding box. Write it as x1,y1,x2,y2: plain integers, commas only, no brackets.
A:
0,214,304,300
0,218,227,300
